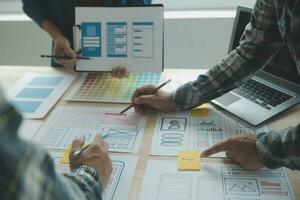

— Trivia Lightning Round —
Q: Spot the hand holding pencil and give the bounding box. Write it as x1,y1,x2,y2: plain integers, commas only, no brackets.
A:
128,79,177,114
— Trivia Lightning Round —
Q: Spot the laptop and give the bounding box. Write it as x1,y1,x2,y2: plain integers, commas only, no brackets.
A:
212,6,300,126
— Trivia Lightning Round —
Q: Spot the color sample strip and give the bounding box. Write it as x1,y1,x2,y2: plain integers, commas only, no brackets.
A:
28,77,63,86
16,88,54,99
11,100,42,113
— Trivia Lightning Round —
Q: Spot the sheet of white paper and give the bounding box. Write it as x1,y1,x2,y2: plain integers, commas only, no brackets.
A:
75,6,164,72
50,151,138,200
5,73,77,119
150,107,268,157
33,106,147,153
140,159,296,200
18,120,43,140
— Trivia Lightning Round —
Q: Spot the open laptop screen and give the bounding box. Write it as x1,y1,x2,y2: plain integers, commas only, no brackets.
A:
229,6,300,85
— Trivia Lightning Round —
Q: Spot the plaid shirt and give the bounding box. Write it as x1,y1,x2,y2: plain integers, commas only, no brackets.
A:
174,0,300,170
0,91,103,199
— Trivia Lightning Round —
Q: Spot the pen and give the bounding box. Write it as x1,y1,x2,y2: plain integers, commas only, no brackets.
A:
41,54,91,60
74,134,109,157
120,79,172,114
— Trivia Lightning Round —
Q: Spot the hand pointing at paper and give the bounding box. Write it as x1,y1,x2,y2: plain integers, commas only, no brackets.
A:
201,134,264,170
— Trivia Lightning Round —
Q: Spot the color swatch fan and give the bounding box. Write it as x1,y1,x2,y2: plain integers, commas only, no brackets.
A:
66,72,160,103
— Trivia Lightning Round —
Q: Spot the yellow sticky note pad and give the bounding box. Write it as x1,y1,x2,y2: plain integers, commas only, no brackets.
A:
59,144,72,164
178,151,201,171
191,103,209,117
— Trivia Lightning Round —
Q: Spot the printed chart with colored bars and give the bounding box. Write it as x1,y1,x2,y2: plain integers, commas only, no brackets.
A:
66,72,160,103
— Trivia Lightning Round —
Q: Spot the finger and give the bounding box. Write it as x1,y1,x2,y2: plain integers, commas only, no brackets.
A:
121,67,127,77
201,139,230,157
102,141,109,151
133,94,157,106
62,42,77,58
93,134,103,145
116,67,122,78
70,136,85,153
225,150,233,158
131,85,156,103
123,67,129,77
111,67,117,77
56,58,77,68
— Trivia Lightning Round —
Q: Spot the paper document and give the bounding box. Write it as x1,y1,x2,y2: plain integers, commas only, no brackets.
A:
18,120,43,140
50,151,138,200
33,106,147,153
6,73,76,119
140,159,295,200
150,106,268,157
74,6,164,72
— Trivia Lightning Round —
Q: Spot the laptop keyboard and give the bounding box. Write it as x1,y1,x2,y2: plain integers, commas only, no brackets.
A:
233,79,293,110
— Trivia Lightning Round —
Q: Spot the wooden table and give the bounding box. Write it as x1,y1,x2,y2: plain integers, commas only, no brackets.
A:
0,65,299,200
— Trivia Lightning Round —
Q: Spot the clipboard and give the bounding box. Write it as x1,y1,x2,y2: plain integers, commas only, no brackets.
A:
73,4,164,72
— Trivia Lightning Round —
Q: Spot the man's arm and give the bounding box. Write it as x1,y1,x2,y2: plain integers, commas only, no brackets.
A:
257,125,300,170
201,125,300,170
22,0,49,27
173,0,284,110
0,91,106,200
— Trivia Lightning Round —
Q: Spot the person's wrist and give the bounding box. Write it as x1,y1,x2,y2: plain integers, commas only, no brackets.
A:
73,164,101,183
255,137,266,167
168,92,178,111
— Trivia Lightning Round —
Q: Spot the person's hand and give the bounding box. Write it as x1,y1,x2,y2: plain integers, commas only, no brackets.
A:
69,135,113,189
201,134,264,170
111,67,128,78
53,36,78,70
131,85,177,114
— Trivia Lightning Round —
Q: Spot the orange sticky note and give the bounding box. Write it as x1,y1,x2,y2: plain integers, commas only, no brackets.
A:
191,103,209,117
178,151,201,171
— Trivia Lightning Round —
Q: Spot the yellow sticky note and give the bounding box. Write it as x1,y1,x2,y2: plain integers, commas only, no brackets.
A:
191,103,209,117
59,144,72,164
178,151,201,171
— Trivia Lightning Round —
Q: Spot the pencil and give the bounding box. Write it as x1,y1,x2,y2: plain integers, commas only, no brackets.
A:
41,54,91,60
75,135,109,157
120,79,172,114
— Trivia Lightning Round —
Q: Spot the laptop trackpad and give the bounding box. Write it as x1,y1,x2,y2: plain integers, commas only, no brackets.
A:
215,93,241,106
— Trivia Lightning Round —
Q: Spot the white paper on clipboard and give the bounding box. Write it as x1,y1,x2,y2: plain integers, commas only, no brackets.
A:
74,5,164,72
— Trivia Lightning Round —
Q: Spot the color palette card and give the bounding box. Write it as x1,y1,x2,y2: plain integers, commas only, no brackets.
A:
6,73,76,119
65,72,160,103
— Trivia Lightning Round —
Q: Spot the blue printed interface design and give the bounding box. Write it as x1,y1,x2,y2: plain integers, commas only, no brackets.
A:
107,22,127,58
11,100,42,113
16,88,54,99
81,22,101,57
28,76,63,86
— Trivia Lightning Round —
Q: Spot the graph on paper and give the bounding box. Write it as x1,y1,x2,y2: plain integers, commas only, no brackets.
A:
65,72,160,103
140,159,296,200
50,152,138,200
150,108,268,157
33,106,147,153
